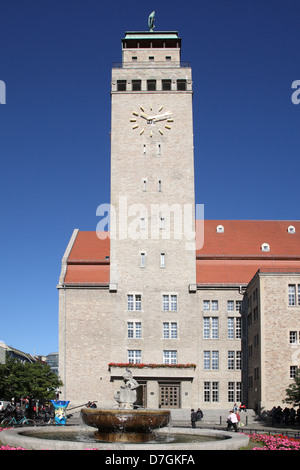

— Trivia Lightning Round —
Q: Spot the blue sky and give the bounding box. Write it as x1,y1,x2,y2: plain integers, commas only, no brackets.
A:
0,0,299,356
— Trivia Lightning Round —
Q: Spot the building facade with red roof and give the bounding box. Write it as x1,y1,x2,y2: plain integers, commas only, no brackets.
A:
58,25,300,413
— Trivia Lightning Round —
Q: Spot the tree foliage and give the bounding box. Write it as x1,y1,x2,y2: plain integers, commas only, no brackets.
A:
284,369,300,406
0,357,63,401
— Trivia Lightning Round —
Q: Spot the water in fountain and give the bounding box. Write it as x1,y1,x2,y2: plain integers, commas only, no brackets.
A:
81,369,171,442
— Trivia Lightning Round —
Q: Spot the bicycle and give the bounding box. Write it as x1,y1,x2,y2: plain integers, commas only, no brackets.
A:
1,415,36,427
34,416,55,426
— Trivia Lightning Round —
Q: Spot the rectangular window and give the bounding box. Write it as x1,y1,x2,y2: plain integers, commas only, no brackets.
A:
212,382,219,402
127,294,142,311
160,217,165,229
227,301,234,311
128,350,141,364
163,322,177,339
228,318,234,339
228,318,242,339
204,382,219,402
147,79,156,91
203,317,218,339
212,318,219,339
290,365,298,379
163,294,177,311
236,301,242,312
160,252,165,268
127,322,142,338
204,382,210,402
203,300,210,311
211,300,218,311
140,252,145,267
228,382,235,402
117,80,126,91
132,79,141,91
204,351,219,370
228,382,242,402
228,351,235,370
177,79,187,90
162,79,171,91
289,331,298,344
289,285,296,306
236,351,242,370
163,350,177,364
212,351,219,370
140,217,146,230
236,317,242,339
204,351,210,370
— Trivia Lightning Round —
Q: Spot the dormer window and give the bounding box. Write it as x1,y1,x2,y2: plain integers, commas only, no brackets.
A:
261,243,270,252
216,225,224,233
288,225,296,234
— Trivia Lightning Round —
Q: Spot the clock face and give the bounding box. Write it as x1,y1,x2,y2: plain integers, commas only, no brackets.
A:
130,105,173,136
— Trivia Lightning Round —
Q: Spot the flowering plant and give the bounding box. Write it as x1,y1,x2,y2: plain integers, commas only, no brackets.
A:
247,433,300,450
108,362,196,369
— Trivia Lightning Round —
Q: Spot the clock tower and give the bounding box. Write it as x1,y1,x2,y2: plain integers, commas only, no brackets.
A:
108,26,198,405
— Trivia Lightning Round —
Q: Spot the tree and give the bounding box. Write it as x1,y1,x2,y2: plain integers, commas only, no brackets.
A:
0,357,63,402
284,369,300,406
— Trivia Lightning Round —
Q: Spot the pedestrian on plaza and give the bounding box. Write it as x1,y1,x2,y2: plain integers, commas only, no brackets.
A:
191,409,197,428
196,408,203,421
226,411,238,432
290,407,296,425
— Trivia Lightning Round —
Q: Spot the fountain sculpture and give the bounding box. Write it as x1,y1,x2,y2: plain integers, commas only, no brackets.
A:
81,369,170,442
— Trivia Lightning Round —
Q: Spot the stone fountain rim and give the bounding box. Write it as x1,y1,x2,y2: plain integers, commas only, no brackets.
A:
0,425,249,451
81,408,171,415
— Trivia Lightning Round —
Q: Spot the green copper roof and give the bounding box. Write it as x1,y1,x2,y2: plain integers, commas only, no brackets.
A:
123,31,180,40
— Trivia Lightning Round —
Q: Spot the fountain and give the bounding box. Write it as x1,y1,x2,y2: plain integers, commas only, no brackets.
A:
81,369,170,442
0,370,249,450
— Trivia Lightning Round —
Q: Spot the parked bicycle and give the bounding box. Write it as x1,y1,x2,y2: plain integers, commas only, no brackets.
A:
1,415,36,427
34,414,55,426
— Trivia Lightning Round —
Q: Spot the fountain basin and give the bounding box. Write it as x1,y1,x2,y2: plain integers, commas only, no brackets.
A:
81,408,170,442
0,425,249,450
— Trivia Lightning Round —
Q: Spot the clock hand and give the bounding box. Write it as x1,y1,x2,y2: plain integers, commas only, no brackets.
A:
149,111,172,122
140,112,150,119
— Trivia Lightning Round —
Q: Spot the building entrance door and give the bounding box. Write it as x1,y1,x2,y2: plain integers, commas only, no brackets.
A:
159,383,180,408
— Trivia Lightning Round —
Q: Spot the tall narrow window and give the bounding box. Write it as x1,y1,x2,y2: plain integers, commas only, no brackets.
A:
140,218,146,230
289,285,296,306
140,252,145,267
142,179,147,191
158,179,162,191
160,252,165,267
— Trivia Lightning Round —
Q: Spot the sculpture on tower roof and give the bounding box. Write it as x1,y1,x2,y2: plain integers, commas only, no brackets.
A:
148,11,155,32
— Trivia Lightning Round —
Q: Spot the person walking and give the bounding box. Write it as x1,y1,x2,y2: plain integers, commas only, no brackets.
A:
226,411,238,432
191,409,197,428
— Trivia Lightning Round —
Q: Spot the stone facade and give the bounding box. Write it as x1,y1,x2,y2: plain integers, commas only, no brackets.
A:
247,271,300,411
58,27,300,412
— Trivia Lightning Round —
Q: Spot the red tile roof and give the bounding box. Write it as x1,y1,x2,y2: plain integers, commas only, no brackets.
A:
64,231,110,285
62,221,300,286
